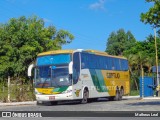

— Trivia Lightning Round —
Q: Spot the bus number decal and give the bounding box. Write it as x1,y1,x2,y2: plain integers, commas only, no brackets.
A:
75,89,81,97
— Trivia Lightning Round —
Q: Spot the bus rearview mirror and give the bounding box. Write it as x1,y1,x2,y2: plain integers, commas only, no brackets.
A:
69,61,73,74
28,64,35,77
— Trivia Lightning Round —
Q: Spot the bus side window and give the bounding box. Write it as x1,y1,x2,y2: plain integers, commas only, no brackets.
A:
119,59,122,71
115,58,121,70
73,52,80,84
112,58,115,70
121,59,129,71
124,60,129,70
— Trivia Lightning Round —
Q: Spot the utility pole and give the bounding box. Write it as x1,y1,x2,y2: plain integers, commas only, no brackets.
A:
142,68,144,98
8,76,10,102
154,28,159,96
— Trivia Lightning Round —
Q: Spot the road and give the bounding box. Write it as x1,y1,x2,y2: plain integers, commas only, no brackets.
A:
0,98,160,120
0,97,160,111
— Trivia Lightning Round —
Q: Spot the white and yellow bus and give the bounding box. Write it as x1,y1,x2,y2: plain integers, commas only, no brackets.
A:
28,49,130,105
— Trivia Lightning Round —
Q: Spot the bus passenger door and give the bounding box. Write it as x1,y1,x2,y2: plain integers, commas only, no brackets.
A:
72,52,82,99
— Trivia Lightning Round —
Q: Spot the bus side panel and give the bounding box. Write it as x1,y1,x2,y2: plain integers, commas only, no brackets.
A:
72,69,130,99
101,70,130,96
78,69,110,98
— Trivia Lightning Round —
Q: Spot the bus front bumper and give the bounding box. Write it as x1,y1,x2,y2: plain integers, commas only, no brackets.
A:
36,93,73,102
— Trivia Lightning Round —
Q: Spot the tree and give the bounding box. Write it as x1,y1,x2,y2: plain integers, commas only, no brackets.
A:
141,0,160,33
106,29,159,90
105,29,136,55
126,52,154,91
126,54,139,91
0,16,74,82
124,35,160,60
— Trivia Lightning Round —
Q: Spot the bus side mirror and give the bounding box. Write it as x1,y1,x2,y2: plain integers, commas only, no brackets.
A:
69,61,73,74
28,64,35,77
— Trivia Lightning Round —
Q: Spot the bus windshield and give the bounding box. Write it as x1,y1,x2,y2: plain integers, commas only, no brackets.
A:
35,66,71,88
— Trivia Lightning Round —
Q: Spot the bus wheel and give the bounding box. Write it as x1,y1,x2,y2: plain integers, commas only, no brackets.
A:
36,101,43,105
119,89,124,100
50,101,58,105
114,90,120,101
81,89,89,104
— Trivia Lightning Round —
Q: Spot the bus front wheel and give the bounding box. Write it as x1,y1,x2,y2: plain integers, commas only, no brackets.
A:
36,101,43,105
80,89,89,104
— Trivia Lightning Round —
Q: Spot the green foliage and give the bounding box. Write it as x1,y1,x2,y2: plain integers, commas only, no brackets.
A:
130,90,139,96
0,82,35,102
0,82,8,102
105,28,160,91
140,0,160,32
106,0,160,92
105,29,136,55
0,15,74,81
124,35,160,60
0,16,74,102
123,36,160,90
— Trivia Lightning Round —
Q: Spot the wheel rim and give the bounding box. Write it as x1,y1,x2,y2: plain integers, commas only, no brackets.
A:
82,90,88,103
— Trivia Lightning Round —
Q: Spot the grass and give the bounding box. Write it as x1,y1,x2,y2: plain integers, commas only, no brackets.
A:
0,84,35,102
130,90,139,96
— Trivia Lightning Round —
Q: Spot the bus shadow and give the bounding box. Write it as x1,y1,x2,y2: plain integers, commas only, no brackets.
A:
38,97,131,106
39,100,81,106
55,98,111,106
45,97,129,106
127,101,160,106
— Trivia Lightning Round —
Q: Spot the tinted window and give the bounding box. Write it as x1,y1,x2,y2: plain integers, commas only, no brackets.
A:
37,54,71,66
81,52,128,71
121,59,129,71
73,52,80,84
114,58,121,70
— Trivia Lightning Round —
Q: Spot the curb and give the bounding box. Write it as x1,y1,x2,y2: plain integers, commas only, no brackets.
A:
123,96,160,100
0,101,36,106
141,97,160,100
123,96,140,99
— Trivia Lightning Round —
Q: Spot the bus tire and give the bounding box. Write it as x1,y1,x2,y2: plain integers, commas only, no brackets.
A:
36,101,43,105
114,90,120,101
81,89,89,104
36,101,40,105
119,89,124,100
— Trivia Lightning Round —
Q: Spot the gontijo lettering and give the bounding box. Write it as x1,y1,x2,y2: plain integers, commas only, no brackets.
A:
106,72,120,79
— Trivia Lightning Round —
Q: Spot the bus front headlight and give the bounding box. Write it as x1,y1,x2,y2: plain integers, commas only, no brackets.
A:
35,89,42,95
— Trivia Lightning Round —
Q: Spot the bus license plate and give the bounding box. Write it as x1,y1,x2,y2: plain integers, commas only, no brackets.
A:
49,96,55,100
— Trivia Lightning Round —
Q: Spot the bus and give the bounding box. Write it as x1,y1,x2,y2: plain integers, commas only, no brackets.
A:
28,49,130,105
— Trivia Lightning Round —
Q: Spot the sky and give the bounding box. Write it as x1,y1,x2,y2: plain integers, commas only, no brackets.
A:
0,0,154,51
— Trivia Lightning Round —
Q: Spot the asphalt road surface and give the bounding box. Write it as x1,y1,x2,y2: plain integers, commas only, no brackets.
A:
0,98,160,111
1,98,160,120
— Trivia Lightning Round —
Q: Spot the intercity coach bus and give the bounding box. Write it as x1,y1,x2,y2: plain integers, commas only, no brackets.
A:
28,49,130,105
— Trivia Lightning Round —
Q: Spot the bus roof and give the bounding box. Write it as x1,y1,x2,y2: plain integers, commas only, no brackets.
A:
85,49,127,59
37,50,74,56
37,49,127,59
